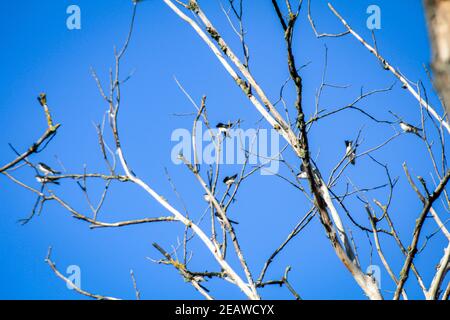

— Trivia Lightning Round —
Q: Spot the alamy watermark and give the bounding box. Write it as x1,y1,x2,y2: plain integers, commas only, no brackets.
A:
171,122,281,175
366,5,381,30
66,265,81,290
366,264,381,289
66,5,81,30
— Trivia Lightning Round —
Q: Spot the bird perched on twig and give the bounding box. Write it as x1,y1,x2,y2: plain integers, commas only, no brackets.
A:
36,175,60,185
37,93,47,107
345,140,356,165
203,193,213,202
203,193,238,224
223,174,238,186
399,121,422,137
37,162,61,176
216,122,233,137
296,163,323,187
296,163,308,179
216,213,239,225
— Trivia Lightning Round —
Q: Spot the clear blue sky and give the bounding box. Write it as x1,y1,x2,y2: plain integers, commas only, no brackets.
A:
0,0,447,299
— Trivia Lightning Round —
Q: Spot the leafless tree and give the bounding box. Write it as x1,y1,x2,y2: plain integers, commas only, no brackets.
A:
2,0,449,300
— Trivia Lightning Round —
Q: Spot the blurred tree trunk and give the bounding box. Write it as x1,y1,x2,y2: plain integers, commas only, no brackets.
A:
424,0,450,115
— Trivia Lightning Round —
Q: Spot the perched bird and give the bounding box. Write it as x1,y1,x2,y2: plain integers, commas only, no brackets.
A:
36,175,60,185
296,164,323,187
203,193,238,224
216,213,239,225
223,174,238,186
203,193,213,202
37,162,60,175
296,164,308,179
345,140,356,165
399,121,421,136
37,93,47,107
216,122,233,137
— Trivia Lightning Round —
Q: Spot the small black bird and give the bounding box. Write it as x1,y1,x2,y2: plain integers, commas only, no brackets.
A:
37,93,47,107
399,121,422,137
296,163,308,179
296,164,323,187
216,122,233,137
37,162,60,175
36,175,60,185
223,174,238,186
345,140,356,165
215,212,239,225
203,193,238,224
203,193,213,202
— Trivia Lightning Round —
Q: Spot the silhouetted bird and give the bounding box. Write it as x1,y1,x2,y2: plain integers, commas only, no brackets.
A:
37,93,47,107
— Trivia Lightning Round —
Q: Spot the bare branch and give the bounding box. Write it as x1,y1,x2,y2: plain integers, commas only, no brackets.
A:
328,3,450,133
45,247,120,300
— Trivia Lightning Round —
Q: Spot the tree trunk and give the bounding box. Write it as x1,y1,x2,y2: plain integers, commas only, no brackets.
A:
424,0,450,115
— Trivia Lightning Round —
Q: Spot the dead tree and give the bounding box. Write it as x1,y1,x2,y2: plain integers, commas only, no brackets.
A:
1,0,449,300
